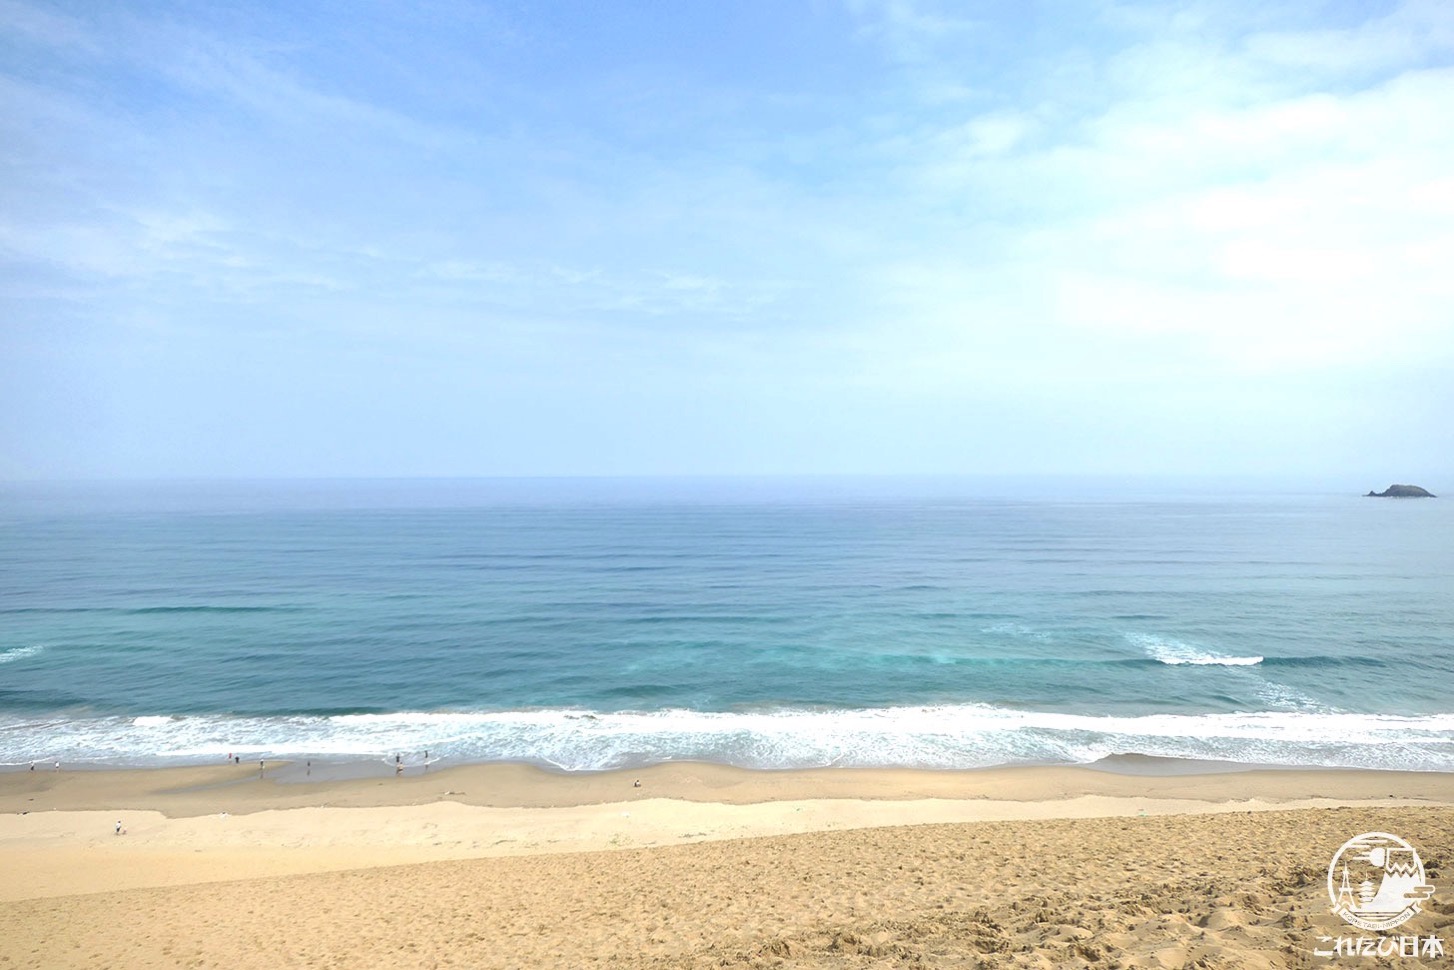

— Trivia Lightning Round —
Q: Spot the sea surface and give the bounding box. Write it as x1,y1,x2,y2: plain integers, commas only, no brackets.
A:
2,477,1452,772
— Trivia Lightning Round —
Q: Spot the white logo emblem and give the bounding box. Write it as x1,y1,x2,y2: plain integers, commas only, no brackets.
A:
1328,832,1435,932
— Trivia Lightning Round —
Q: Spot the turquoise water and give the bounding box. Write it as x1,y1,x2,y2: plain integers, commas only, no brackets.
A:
2,478,1451,770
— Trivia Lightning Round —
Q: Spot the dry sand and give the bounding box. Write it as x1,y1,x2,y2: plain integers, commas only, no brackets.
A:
3,762,1453,968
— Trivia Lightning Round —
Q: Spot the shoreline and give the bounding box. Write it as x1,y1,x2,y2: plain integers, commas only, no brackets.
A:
8,757,1454,814
10,705,1454,777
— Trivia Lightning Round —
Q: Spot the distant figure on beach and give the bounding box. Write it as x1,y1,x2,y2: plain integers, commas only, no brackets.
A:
234,756,240,764
633,779,641,788
29,762,34,771
114,820,123,835
54,761,59,771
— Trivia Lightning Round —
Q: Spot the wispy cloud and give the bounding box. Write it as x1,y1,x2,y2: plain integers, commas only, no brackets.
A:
153,29,466,151
2,0,1451,477
412,258,790,323
0,0,98,53
845,0,985,62
838,1,1454,383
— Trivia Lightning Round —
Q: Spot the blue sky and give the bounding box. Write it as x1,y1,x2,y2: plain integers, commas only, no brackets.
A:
2,0,1452,481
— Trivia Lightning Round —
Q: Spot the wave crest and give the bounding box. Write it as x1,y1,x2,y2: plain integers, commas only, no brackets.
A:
0,645,44,665
1129,634,1262,667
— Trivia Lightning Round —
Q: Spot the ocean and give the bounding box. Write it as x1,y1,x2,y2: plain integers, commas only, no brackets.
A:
2,477,1451,772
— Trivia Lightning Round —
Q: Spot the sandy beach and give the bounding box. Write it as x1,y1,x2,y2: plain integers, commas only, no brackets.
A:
4,762,1454,968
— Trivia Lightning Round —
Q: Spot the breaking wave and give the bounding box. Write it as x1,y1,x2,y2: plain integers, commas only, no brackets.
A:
1131,634,1263,667
3,704,1452,772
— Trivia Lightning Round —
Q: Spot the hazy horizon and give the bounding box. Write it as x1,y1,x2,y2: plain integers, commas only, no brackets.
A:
4,1,1452,482
1,472,1438,511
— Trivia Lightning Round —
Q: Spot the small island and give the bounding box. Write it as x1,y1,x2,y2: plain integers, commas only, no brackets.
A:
1365,484,1436,498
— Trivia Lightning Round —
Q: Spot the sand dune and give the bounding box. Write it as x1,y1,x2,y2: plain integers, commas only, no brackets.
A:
4,764,1453,968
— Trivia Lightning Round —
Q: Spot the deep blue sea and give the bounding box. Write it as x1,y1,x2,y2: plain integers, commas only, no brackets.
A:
2,477,1452,772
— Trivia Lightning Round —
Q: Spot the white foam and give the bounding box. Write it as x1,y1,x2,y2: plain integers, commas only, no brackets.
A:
1130,633,1262,666
0,645,44,664
1158,654,1264,666
982,623,1052,642
4,704,1453,773
1256,681,1326,712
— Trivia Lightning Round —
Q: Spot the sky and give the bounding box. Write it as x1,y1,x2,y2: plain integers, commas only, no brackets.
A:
2,0,1452,482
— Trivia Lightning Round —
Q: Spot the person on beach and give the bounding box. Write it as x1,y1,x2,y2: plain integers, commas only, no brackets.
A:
114,820,123,835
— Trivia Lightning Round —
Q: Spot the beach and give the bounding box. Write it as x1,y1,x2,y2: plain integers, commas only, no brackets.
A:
5,763,1454,968
4,484,1454,967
